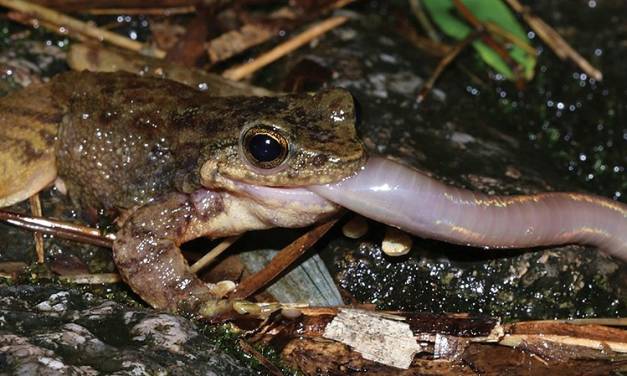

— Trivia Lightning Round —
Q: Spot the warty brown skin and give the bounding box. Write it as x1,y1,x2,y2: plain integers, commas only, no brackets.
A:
0,71,366,316
52,72,364,210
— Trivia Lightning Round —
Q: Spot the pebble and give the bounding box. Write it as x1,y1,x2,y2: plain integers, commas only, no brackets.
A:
342,215,369,239
381,227,413,256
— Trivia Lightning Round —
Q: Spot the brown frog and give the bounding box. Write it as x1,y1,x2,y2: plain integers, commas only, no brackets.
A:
0,71,365,317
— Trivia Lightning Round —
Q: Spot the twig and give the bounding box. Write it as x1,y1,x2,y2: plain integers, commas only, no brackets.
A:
189,235,241,273
59,272,121,284
206,0,356,66
86,6,196,15
417,30,481,103
231,218,339,299
6,10,87,41
0,210,114,248
0,0,166,58
396,11,450,57
483,20,536,56
320,0,358,13
452,0,523,83
238,339,284,376
532,318,627,327
504,0,602,81
408,0,440,42
222,15,348,81
28,0,205,10
500,334,627,353
28,194,45,263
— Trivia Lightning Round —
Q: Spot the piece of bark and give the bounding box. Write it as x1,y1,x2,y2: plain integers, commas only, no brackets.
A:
165,7,212,66
206,22,279,64
206,0,355,65
322,309,423,368
249,308,627,375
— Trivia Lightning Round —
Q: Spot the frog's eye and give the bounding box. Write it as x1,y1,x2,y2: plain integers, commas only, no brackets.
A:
242,126,289,169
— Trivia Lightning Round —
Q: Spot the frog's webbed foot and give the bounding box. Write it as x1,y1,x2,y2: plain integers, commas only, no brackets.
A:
113,192,232,317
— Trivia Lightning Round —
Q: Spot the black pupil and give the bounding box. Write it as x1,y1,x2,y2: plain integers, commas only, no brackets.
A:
248,133,283,163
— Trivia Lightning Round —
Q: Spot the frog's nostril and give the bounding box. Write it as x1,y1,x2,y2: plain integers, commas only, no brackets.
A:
312,153,328,167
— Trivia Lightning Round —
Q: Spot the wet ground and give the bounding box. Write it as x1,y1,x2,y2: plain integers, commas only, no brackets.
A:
0,0,625,374
263,0,626,320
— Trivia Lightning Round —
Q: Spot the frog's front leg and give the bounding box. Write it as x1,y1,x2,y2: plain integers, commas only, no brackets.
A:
113,191,235,317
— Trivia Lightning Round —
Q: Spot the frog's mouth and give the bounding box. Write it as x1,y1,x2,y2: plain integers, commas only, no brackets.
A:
199,166,343,228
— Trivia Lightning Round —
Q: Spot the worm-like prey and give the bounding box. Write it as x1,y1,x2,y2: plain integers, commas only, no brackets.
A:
310,157,627,260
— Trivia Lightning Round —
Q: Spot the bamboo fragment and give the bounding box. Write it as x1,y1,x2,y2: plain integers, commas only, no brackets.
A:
28,194,44,263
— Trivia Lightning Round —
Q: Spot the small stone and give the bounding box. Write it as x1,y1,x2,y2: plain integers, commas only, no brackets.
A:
505,166,522,179
382,227,412,256
342,215,368,239
131,314,198,353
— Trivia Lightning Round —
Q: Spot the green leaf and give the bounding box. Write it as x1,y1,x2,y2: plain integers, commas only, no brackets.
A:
422,0,536,80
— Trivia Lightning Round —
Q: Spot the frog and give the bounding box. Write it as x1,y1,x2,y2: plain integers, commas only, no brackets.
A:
0,71,366,317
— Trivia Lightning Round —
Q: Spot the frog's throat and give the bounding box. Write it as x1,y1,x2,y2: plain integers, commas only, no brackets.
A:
194,177,340,231
198,159,340,212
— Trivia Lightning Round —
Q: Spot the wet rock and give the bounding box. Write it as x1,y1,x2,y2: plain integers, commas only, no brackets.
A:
0,286,256,375
265,1,626,320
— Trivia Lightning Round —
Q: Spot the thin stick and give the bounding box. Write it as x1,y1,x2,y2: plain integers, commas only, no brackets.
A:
483,20,536,56
7,10,87,41
500,334,627,353
59,272,121,284
0,210,114,248
396,13,450,57
417,30,480,103
535,318,627,327
238,339,284,376
27,0,204,9
189,235,241,273
222,16,348,81
28,194,45,263
504,0,602,81
231,218,339,300
206,0,355,66
408,0,440,42
321,0,357,13
0,0,166,58
86,6,195,15
452,0,523,82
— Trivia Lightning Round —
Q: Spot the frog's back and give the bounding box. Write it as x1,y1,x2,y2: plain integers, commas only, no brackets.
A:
54,71,204,210
0,79,63,207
